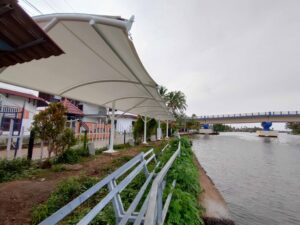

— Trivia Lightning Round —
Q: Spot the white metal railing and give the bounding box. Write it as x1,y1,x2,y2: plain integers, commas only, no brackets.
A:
38,142,181,225
197,111,300,119
38,145,166,225
144,141,181,225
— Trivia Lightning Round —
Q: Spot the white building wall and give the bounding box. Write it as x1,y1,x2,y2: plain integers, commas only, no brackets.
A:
81,103,107,123
82,103,99,115
116,118,135,133
1,95,37,134
82,116,98,123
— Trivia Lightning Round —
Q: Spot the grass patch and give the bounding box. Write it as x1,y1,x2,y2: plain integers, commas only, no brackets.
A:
54,146,89,164
31,176,100,224
164,137,204,225
31,175,119,225
0,158,32,183
51,164,66,172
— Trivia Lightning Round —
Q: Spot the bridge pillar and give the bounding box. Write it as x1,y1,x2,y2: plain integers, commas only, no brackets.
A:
261,121,272,131
203,124,209,129
256,121,278,137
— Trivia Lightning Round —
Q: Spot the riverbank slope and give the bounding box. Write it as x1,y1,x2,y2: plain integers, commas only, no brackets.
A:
194,155,235,225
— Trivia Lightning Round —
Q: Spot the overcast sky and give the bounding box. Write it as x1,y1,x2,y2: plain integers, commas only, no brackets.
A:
12,0,300,128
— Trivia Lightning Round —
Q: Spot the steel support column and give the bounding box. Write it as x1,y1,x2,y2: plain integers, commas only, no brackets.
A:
166,120,169,139
157,120,162,140
143,116,147,144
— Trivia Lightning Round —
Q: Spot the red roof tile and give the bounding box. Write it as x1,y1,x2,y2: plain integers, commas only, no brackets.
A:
61,99,84,116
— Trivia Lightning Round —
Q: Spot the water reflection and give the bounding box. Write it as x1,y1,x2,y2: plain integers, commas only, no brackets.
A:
202,134,210,140
193,132,300,225
263,137,271,143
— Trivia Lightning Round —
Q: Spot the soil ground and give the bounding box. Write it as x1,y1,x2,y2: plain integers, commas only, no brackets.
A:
0,142,161,225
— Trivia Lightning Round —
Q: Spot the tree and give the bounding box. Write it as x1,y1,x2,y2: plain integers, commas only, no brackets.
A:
166,90,187,117
286,122,300,134
213,124,233,132
158,85,168,101
32,102,76,159
186,114,199,130
158,86,187,117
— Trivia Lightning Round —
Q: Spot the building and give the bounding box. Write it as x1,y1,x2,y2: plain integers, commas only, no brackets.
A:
0,87,47,135
114,112,137,133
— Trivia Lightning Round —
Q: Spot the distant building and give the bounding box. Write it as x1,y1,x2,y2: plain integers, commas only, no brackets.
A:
78,102,107,123
61,98,84,120
112,111,137,133
0,88,47,135
38,93,137,134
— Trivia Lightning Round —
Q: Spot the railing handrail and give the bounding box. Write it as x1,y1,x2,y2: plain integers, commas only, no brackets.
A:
197,110,300,119
144,141,181,225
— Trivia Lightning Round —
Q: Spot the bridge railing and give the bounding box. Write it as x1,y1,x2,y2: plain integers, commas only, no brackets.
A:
197,111,299,119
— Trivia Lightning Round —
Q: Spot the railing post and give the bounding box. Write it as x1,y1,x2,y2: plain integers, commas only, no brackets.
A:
157,182,163,225
142,153,150,177
108,179,125,224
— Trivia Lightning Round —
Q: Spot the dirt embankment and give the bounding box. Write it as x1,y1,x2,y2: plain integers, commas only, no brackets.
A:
194,157,235,225
0,146,144,225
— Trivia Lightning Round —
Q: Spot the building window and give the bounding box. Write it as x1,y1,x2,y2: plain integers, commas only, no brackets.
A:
1,118,21,132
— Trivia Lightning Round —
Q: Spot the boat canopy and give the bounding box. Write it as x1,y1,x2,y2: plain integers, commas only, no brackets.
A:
0,13,173,121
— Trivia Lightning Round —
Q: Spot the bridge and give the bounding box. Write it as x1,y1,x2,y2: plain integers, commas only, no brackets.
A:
197,111,300,124
197,111,300,136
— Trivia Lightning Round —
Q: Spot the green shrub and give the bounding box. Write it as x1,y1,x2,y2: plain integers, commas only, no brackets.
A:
164,137,204,225
51,164,65,172
0,158,31,182
167,189,201,225
133,117,157,142
76,146,90,157
54,147,89,164
55,149,80,164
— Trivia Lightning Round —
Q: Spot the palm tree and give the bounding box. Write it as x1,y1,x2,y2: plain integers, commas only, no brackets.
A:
158,85,168,101
158,86,187,117
166,91,187,117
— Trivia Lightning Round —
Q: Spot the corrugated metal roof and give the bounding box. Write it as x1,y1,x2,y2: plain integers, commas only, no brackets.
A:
0,0,63,68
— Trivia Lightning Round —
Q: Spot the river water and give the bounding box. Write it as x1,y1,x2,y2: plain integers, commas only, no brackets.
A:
192,132,300,225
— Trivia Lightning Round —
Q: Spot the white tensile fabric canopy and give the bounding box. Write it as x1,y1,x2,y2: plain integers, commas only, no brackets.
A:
0,13,173,121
